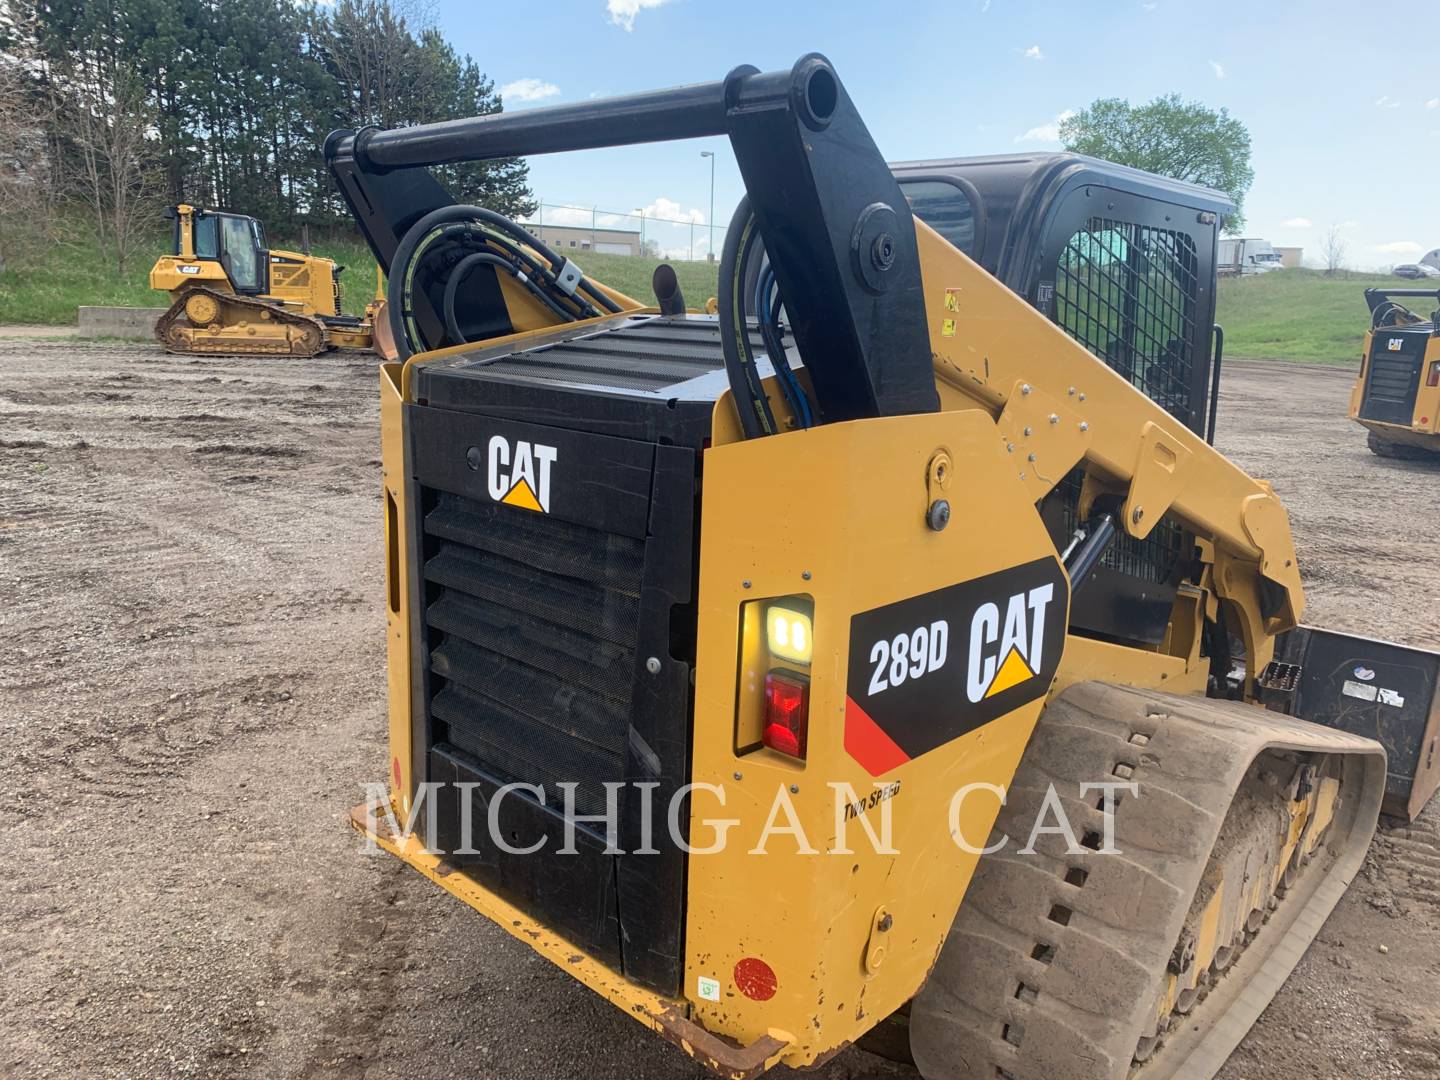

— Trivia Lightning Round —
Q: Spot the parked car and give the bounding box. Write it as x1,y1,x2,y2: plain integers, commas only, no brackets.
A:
1393,263,1440,279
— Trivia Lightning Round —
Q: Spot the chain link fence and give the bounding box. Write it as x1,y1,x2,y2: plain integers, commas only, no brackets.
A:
522,201,727,263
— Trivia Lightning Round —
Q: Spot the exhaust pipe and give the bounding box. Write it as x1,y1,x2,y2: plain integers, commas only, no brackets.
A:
652,263,686,316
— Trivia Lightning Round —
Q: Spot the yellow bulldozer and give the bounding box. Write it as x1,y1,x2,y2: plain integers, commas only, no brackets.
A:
322,56,1440,1080
1348,286,1440,459
148,203,375,357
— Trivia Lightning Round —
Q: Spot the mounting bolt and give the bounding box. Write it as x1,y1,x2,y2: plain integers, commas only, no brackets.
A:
878,913,893,933
927,499,951,531
1027,452,1037,462
1023,426,1033,436
790,784,800,795
802,570,812,581
1020,383,1033,395
742,579,752,589
1068,386,1077,396
645,656,662,675
1049,413,1059,425
1078,392,1086,401
1132,506,1145,524
465,446,483,471
733,771,743,781
1006,442,1015,453
1079,421,1090,432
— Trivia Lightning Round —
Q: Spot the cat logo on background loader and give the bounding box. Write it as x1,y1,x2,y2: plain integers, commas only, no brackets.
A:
486,435,558,513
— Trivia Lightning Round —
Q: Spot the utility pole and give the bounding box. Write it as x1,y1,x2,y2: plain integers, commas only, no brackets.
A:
591,206,597,251
700,150,716,261
633,208,646,256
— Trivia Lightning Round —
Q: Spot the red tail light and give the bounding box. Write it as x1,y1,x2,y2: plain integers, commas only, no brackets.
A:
1428,360,1440,388
763,671,809,758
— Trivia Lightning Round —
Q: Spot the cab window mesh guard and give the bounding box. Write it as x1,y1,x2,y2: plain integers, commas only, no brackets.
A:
1048,216,1198,600
1054,217,1199,423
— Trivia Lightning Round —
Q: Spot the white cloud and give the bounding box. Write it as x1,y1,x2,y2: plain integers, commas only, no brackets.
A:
637,196,705,224
1375,95,1401,109
980,0,991,11
1023,45,1044,61
1375,240,1423,255
1280,217,1312,229
1208,60,1225,79
1141,1,1157,8
500,78,560,104
606,0,670,31
1428,98,1440,109
1015,109,1076,144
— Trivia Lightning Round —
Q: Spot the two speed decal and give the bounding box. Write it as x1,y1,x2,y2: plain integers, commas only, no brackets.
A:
844,558,1069,776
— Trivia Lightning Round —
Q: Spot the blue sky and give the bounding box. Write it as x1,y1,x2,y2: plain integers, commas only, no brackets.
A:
436,0,1439,268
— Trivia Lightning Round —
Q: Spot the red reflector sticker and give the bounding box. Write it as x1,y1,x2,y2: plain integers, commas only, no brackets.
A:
392,756,402,789
734,957,777,1001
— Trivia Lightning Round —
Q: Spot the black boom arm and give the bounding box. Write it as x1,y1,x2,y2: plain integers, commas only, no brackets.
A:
324,54,939,423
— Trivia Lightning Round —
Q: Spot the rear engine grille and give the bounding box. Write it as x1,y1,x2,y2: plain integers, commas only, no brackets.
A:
473,318,768,393
421,490,644,816
1366,352,1417,405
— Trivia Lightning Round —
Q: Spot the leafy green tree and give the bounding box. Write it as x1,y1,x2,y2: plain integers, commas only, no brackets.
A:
9,0,534,234
318,1,534,219
1059,94,1254,232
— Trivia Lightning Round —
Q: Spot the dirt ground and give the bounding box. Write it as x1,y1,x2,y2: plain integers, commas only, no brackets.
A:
1,342,1437,1080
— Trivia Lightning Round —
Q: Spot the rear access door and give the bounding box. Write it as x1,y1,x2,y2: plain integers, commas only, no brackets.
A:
1361,329,1427,424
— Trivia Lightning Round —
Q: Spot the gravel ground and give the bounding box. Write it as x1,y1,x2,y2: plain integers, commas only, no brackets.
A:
1,341,1436,1080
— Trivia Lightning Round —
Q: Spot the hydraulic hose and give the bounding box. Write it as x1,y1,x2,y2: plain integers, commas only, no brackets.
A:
717,196,777,438
441,251,577,345
387,203,615,360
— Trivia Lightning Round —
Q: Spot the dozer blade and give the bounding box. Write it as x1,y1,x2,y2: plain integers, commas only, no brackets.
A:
155,286,331,358
909,681,1386,1080
368,299,398,361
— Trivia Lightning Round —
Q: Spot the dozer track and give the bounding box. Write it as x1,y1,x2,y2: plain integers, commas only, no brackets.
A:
155,287,331,357
909,681,1386,1080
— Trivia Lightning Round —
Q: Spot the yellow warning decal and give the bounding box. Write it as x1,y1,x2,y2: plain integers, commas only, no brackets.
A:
941,318,956,338
501,477,545,512
984,645,1036,698
944,288,961,312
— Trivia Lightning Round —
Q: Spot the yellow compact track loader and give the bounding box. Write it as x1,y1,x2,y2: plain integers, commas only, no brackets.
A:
326,56,1440,1080
149,204,374,357
1349,287,1440,459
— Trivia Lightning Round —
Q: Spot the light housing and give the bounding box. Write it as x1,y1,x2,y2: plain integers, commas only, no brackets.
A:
763,671,809,759
766,603,813,665
1427,360,1440,388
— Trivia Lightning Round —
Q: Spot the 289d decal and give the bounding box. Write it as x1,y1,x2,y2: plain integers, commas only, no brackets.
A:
844,558,1069,776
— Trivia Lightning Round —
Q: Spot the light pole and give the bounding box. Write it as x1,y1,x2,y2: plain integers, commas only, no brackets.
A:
700,150,715,261
632,208,646,255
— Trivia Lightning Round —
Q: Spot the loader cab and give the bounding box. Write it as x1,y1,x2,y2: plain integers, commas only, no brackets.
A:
164,205,270,296
897,154,1230,649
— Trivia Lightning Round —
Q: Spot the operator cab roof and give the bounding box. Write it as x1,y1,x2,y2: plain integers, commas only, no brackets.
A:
892,151,1235,282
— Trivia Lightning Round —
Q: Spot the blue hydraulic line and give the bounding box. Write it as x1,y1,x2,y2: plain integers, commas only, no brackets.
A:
754,262,814,428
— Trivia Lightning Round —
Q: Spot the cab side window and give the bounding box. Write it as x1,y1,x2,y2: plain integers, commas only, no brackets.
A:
194,215,219,259
220,215,260,290
900,179,978,257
